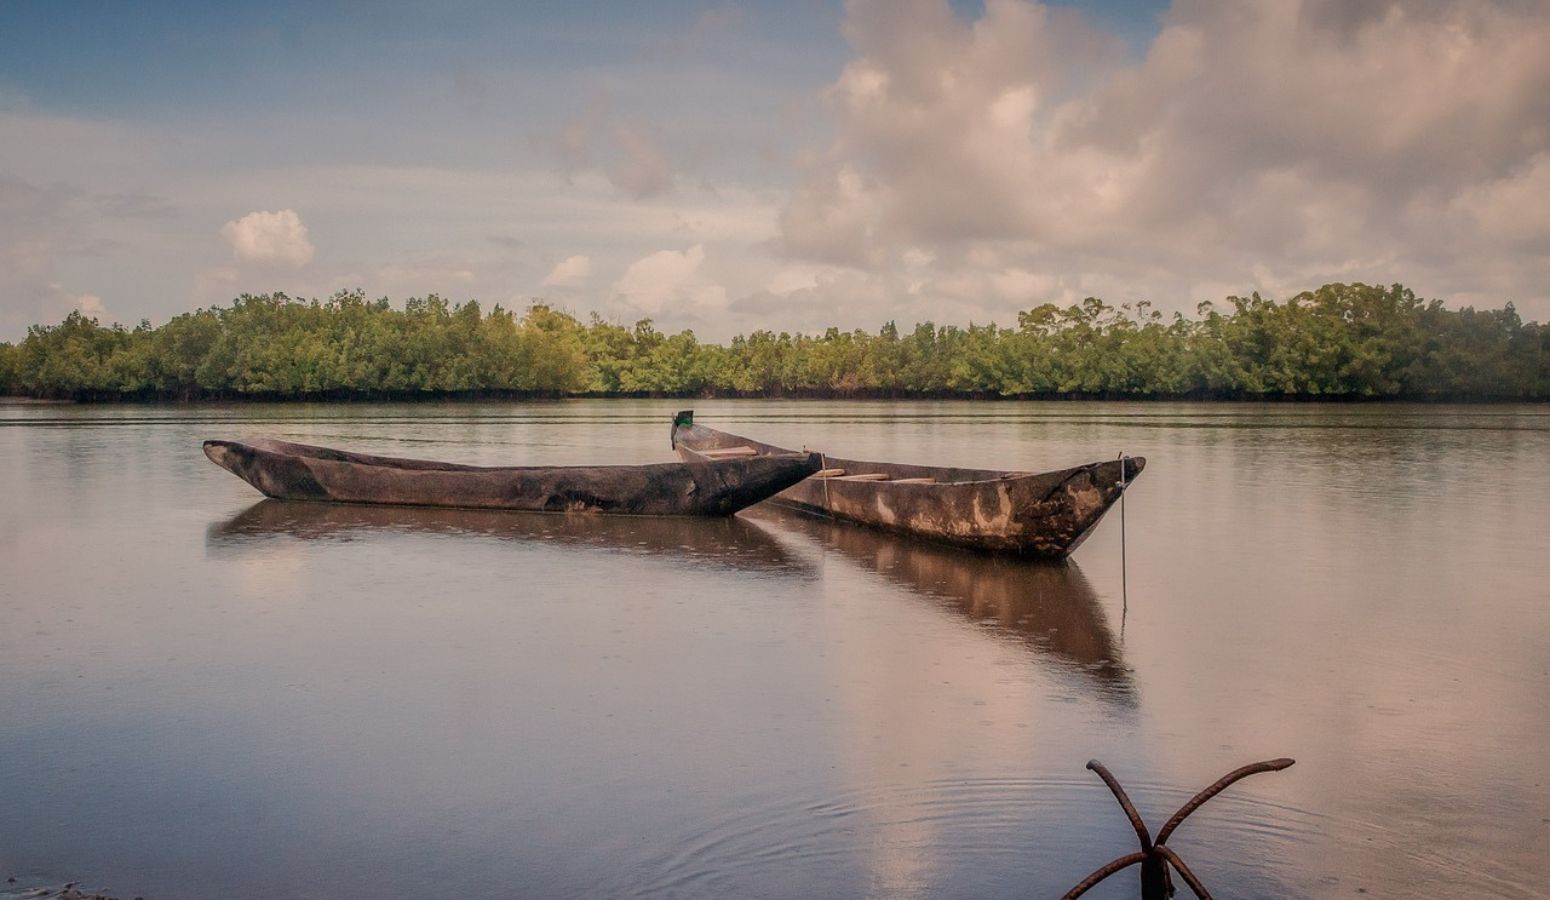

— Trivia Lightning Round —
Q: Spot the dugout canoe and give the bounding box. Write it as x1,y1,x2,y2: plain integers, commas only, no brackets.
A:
670,411,1143,557
204,436,821,516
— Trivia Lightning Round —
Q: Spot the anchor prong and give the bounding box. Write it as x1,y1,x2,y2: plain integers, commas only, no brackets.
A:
1060,757,1295,899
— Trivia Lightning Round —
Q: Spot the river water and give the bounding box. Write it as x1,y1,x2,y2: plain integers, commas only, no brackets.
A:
1,400,1546,899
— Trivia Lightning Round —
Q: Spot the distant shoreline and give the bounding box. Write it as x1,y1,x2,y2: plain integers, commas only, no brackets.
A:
4,391,1545,405
4,283,1546,402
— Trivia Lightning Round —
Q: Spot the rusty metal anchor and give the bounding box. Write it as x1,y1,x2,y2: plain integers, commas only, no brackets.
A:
1060,757,1296,899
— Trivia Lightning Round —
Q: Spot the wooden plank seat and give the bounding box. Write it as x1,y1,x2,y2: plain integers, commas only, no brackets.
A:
892,477,937,483
700,446,758,458
836,473,890,481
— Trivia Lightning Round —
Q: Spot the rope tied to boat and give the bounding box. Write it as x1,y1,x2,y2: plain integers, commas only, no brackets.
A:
820,452,833,516
1118,451,1128,616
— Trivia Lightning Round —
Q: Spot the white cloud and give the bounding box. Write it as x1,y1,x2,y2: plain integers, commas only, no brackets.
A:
220,209,315,267
611,244,727,315
71,290,109,321
778,0,1550,318
541,255,592,289
38,282,111,323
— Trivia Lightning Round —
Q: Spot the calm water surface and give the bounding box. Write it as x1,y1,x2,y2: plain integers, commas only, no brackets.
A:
1,400,1547,899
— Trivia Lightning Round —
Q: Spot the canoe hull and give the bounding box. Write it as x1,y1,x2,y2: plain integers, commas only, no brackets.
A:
205,437,822,517
672,419,1143,556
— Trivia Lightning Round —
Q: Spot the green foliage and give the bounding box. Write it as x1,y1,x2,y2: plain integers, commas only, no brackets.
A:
2,283,1545,401
0,341,16,395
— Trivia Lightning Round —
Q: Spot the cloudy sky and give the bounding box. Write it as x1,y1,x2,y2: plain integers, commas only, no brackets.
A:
2,0,1547,341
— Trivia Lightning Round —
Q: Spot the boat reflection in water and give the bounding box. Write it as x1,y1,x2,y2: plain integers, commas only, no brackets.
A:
748,510,1133,702
209,500,1128,696
207,499,812,575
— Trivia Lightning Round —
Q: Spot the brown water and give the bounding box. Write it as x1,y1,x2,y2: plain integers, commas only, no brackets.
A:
1,400,1546,899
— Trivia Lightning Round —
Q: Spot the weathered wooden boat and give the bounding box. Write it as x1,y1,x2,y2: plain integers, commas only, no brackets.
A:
671,411,1144,557
204,436,821,516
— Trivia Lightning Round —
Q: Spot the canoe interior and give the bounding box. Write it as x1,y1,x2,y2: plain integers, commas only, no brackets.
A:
672,419,1142,488
222,437,581,472
673,423,1019,484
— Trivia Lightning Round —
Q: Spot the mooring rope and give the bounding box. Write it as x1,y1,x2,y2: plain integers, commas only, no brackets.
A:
1118,451,1129,621
820,452,833,516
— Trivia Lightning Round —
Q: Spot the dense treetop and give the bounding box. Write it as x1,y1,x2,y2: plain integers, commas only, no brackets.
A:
1,283,1545,401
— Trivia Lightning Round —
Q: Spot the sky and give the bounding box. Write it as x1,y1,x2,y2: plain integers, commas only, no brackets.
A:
2,0,1547,341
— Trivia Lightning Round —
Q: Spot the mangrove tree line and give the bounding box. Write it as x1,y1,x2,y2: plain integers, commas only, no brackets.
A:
0,282,1545,401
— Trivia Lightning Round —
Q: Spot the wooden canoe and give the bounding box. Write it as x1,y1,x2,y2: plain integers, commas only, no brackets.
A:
670,411,1144,557
204,436,821,516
